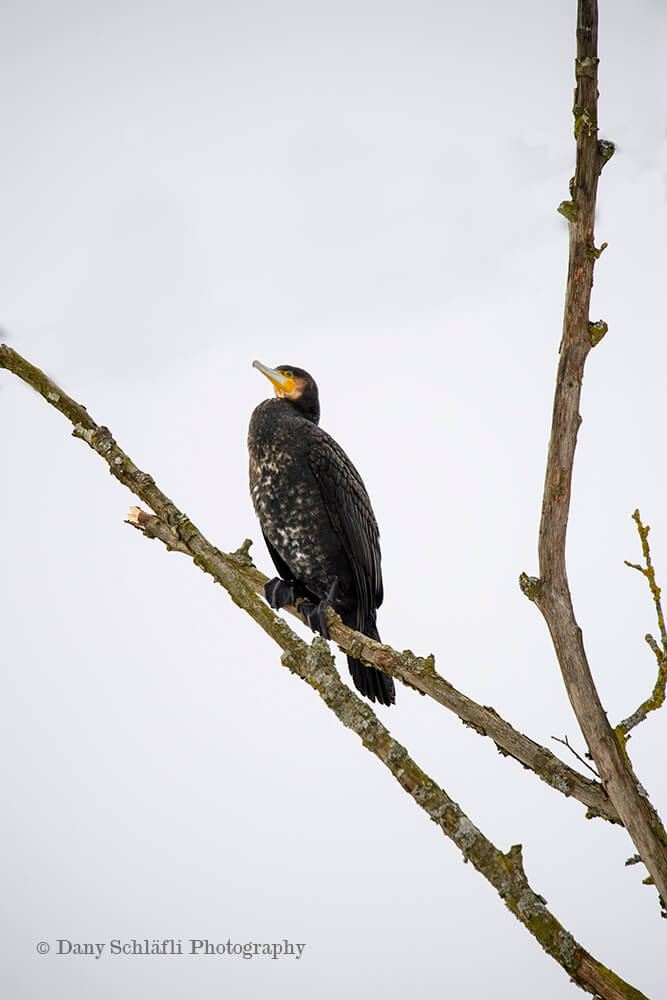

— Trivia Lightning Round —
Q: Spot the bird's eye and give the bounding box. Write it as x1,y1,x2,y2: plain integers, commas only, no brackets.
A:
282,370,294,378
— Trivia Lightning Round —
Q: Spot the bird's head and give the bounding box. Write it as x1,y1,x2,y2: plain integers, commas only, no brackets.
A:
252,360,320,424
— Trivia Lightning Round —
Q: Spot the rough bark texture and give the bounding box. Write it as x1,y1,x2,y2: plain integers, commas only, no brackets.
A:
525,0,667,910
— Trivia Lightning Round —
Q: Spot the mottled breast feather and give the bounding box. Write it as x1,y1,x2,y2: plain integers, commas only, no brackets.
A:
248,399,337,596
248,397,383,628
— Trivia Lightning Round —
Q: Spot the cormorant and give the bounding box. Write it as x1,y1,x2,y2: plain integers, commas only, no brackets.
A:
248,361,395,706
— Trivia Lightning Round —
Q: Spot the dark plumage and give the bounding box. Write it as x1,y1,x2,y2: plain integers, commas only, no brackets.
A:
248,361,395,706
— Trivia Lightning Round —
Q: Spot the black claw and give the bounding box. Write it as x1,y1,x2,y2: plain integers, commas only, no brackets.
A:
317,600,328,637
264,577,297,610
297,577,338,640
297,599,329,638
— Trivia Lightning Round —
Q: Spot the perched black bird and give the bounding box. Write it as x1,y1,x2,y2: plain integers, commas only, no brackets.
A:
248,360,395,706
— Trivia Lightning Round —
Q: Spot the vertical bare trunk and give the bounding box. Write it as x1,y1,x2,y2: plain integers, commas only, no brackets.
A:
531,0,667,907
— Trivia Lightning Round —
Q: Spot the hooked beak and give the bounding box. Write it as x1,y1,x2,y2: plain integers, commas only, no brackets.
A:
252,360,296,395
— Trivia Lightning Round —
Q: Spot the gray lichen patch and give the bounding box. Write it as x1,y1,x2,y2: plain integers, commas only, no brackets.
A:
455,816,479,855
72,422,95,445
517,888,546,920
556,930,577,969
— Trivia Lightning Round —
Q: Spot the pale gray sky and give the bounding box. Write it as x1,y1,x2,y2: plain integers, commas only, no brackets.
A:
2,1,666,997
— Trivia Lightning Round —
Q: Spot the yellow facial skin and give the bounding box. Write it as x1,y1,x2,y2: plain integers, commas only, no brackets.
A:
274,370,297,398
252,360,301,399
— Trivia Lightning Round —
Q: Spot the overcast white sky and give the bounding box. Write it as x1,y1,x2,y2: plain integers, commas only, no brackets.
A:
2,1,666,997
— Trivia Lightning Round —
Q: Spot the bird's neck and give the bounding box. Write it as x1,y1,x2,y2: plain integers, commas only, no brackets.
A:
285,397,320,424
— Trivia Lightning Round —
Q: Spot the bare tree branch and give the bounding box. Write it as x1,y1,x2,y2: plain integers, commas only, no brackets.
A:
0,343,650,1000
521,0,667,909
618,510,667,736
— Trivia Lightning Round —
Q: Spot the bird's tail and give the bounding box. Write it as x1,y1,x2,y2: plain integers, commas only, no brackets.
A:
345,615,396,706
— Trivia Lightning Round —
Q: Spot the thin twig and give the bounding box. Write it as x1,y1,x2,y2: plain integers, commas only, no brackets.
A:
552,735,600,778
617,510,667,736
624,509,667,649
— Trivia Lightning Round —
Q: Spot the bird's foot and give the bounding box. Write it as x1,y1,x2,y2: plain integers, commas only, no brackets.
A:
298,599,330,638
297,578,338,639
264,577,298,610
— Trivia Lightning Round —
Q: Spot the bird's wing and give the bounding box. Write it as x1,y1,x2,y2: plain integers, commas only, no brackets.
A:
308,430,383,628
262,529,294,583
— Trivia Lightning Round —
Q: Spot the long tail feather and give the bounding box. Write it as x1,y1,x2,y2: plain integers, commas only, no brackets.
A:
345,616,395,706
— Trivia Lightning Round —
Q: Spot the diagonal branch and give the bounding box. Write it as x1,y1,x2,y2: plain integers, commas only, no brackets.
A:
0,342,615,821
0,345,649,1000
522,0,667,909
128,505,617,821
618,510,667,736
